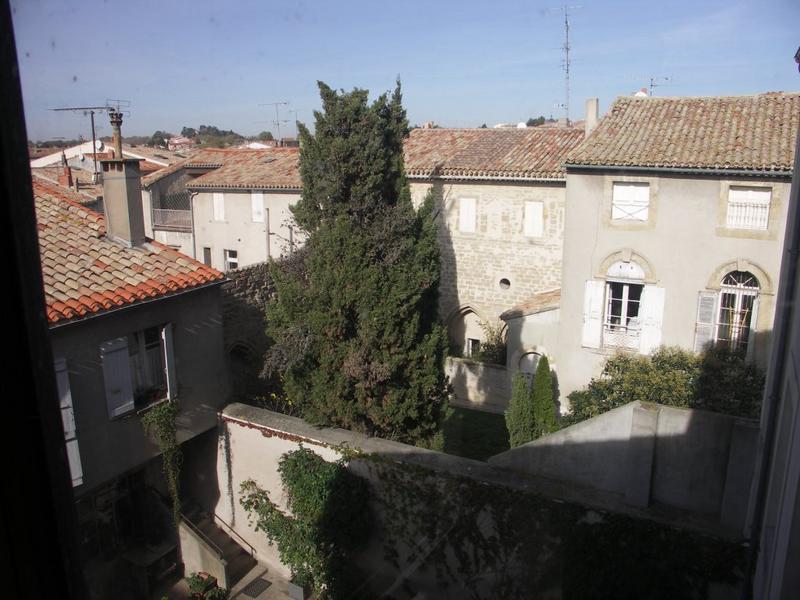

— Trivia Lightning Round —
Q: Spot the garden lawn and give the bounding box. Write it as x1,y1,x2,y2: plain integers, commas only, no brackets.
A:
442,406,510,461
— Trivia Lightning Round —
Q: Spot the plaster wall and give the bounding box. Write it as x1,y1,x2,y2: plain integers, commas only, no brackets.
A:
556,171,790,397
50,284,229,494
192,190,301,271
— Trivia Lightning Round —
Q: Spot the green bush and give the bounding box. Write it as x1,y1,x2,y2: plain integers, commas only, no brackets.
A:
472,323,507,365
565,346,764,426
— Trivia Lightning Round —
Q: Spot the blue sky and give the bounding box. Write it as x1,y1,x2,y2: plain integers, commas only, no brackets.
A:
11,0,800,140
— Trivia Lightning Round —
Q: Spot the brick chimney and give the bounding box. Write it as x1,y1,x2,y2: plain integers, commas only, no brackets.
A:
585,98,599,138
100,111,146,247
57,151,74,189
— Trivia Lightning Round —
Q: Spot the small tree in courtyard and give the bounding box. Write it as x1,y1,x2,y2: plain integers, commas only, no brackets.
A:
506,372,535,447
531,355,556,437
264,81,450,446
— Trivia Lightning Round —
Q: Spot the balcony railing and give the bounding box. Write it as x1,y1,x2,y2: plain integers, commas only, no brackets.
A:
726,202,769,230
153,208,192,231
603,325,641,350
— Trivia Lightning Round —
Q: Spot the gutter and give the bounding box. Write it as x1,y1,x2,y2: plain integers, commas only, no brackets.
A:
185,185,301,193
407,174,565,184
565,163,793,179
47,278,226,331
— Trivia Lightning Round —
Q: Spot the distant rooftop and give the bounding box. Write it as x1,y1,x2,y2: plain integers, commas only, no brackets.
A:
185,148,301,191
566,92,800,174
34,178,224,325
403,127,585,181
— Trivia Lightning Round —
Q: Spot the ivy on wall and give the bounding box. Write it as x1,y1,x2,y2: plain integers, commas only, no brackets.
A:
140,400,182,525
240,447,372,600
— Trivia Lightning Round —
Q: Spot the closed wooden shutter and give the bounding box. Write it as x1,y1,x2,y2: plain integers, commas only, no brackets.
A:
101,337,135,418
693,292,719,353
54,358,83,486
582,280,605,348
524,201,544,237
459,198,476,233
161,324,177,399
251,191,264,223
213,192,225,221
746,297,760,361
639,285,665,354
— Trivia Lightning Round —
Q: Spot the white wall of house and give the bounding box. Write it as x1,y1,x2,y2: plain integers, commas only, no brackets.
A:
192,190,301,271
555,171,791,400
409,180,565,330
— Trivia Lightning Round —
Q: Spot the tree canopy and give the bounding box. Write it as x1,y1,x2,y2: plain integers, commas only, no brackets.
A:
264,81,450,445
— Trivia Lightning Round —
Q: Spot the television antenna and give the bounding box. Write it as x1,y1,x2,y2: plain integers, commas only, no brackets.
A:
259,101,290,140
648,76,672,96
546,5,581,124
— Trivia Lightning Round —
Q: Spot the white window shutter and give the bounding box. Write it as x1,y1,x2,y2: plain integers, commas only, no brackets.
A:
459,198,476,233
101,337,135,418
213,192,225,221
251,191,264,223
54,358,83,486
693,292,719,353
65,439,84,487
582,280,605,348
54,358,76,438
524,201,544,237
161,324,177,400
639,285,665,355
746,297,760,361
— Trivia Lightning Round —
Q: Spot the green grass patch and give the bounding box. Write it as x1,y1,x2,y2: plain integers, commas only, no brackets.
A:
442,406,510,461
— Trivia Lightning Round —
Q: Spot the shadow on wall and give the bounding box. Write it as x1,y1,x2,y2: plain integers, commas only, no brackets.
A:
214,404,750,600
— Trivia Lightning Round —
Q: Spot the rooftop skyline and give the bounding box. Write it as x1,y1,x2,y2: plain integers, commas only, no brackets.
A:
11,0,800,141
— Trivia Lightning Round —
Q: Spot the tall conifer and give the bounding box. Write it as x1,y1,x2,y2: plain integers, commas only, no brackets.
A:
265,81,449,445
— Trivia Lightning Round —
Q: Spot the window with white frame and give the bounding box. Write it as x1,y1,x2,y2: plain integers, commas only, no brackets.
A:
458,197,476,233
693,271,760,355
524,201,544,237
582,259,665,354
212,192,225,221
101,324,176,418
726,186,770,230
251,191,265,223
224,249,238,271
611,182,649,221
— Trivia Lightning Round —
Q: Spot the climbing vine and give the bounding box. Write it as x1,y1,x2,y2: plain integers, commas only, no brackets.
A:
240,447,372,600
358,453,745,599
141,400,182,525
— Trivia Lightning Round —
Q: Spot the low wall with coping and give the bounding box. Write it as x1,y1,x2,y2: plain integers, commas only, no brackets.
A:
205,403,746,599
488,401,759,534
446,356,510,411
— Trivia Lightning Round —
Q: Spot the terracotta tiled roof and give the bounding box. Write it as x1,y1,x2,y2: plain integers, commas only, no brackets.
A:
566,92,800,173
141,148,234,187
500,289,561,321
31,169,101,203
34,179,224,325
403,127,585,181
185,148,301,191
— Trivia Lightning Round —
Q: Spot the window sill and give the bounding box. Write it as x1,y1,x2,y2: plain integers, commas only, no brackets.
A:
715,226,775,241
135,396,174,416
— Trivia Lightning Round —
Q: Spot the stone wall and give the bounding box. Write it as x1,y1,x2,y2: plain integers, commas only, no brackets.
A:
409,180,566,324
220,262,272,400
446,356,510,412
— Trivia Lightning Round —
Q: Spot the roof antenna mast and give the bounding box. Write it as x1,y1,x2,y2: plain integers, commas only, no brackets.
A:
547,5,581,125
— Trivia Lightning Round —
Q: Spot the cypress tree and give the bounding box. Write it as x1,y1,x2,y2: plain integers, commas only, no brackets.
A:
264,81,449,445
531,355,556,436
505,372,535,448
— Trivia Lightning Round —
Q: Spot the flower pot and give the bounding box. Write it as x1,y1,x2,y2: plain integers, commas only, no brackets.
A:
287,580,310,600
